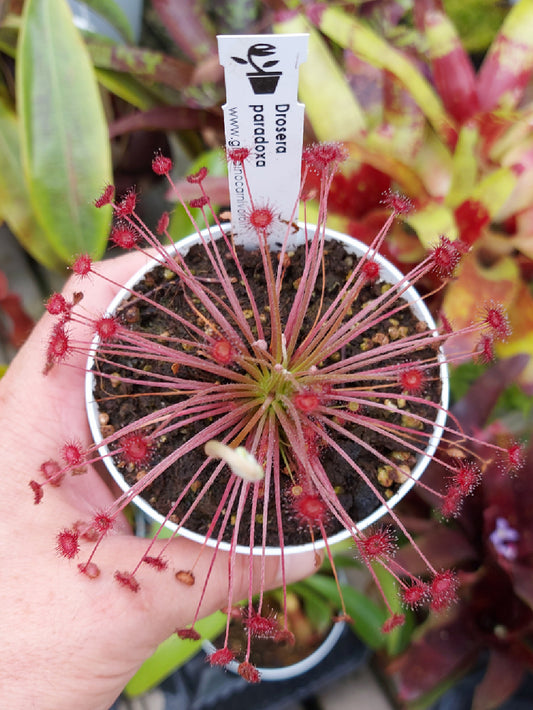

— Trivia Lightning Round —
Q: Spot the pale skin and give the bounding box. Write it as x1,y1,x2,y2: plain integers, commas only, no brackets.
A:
0,251,318,710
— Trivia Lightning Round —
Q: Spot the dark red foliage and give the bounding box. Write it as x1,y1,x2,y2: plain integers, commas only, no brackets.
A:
93,512,114,534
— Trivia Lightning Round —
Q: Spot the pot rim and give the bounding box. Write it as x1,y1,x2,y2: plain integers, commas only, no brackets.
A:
86,223,449,556
201,617,346,681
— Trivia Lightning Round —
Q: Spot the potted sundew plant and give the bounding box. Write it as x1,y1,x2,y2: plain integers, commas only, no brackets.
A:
32,142,523,682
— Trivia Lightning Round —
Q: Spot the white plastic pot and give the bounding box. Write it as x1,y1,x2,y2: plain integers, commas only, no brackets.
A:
202,618,346,681
86,224,449,555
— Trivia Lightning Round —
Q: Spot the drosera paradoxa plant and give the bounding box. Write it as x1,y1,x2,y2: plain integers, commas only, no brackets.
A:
32,144,524,682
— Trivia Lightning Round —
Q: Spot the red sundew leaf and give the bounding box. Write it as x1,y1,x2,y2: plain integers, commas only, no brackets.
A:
389,610,480,702
477,1,533,112
472,649,525,710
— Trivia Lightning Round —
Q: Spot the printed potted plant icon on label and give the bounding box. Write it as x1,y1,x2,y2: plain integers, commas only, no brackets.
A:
232,43,282,94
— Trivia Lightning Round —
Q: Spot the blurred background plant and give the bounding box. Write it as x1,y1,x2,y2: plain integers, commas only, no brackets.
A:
1,0,532,706
2,0,533,383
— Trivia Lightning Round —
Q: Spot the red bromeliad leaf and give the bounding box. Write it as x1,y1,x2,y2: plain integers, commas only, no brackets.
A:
151,0,217,63
86,42,195,93
109,106,221,139
395,527,477,576
472,649,526,710
477,0,533,112
415,1,480,124
452,354,528,435
390,610,480,703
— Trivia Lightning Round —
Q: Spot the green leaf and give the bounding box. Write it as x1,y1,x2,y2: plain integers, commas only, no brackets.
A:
303,574,387,649
0,93,65,270
289,580,335,633
125,611,227,697
17,0,112,263
73,0,135,43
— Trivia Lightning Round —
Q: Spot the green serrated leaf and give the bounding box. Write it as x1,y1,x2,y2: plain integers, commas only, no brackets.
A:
73,0,135,43
0,93,65,270
17,0,112,263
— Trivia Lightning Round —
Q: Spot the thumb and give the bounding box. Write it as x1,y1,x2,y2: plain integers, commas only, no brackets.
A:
92,533,320,646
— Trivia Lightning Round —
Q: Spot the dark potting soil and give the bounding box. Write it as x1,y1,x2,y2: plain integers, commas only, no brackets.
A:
93,239,441,547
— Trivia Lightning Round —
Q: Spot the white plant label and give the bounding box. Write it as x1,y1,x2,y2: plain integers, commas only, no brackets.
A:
218,34,308,243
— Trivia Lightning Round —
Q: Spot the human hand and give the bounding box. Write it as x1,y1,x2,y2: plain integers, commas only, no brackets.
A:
0,252,317,710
